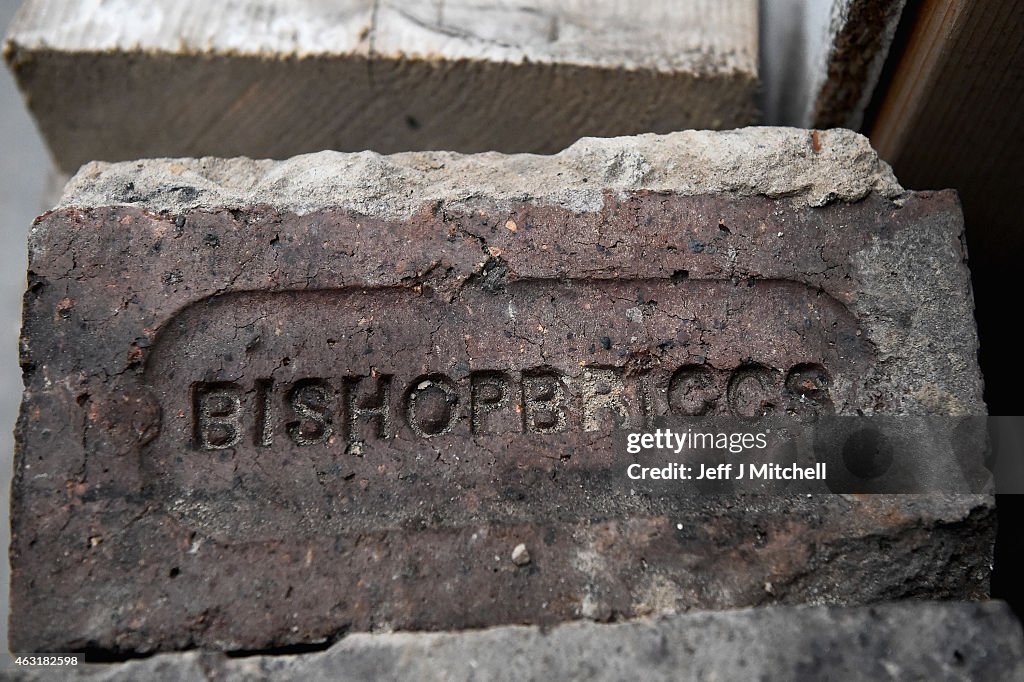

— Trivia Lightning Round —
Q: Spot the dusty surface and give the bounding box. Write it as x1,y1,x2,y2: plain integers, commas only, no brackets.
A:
6,602,1023,681
6,0,756,72
58,128,903,216
10,130,991,655
4,1,758,172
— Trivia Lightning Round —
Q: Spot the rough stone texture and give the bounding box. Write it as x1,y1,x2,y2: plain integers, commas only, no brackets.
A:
3,0,758,174
10,129,991,655
58,128,903,216
6,602,1023,681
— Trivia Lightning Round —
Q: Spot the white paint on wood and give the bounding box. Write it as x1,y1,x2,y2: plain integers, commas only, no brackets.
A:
4,0,759,172
8,0,374,56
8,0,757,74
761,0,905,128
762,0,841,125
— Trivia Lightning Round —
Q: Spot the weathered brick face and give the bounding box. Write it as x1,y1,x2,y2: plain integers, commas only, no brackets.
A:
10,133,991,654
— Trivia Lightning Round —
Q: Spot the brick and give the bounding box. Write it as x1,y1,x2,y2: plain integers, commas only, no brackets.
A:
3,0,758,174
7,602,1023,680
11,129,990,655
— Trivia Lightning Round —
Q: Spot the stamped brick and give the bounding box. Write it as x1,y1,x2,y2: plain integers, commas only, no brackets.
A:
11,129,991,655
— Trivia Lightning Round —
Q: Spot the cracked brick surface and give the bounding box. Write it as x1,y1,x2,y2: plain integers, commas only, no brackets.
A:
10,130,991,655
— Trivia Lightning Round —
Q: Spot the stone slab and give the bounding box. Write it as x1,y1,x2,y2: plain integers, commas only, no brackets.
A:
10,129,991,655
3,0,758,174
5,602,1022,681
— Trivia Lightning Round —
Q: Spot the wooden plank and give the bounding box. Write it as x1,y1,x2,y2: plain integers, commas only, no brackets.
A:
810,0,907,128
3,0,758,173
761,0,906,128
869,0,971,159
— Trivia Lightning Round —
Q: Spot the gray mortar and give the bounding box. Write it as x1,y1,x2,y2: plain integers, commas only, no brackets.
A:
4,602,1022,681
58,128,903,217
54,128,979,416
